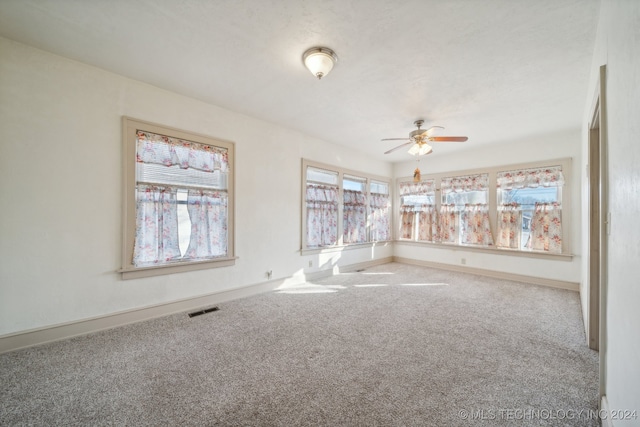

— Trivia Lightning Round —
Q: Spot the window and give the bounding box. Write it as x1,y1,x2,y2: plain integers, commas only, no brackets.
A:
343,175,367,244
396,159,571,257
302,160,391,251
305,167,339,248
441,174,492,246
121,117,235,279
370,180,391,242
399,180,437,241
496,166,564,253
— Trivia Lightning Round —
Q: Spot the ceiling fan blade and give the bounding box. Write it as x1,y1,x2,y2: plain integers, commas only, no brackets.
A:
384,141,413,154
425,126,445,137
428,136,468,142
381,138,410,141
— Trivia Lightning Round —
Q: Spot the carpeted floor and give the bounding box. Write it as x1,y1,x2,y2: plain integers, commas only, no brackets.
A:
0,263,599,426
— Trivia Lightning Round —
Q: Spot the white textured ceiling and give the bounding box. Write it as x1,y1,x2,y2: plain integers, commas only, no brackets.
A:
0,0,600,162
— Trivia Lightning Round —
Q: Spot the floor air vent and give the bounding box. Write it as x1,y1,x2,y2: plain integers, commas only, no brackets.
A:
188,306,220,318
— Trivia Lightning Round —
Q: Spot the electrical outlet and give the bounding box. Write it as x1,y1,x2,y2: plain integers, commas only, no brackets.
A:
308,260,313,267
461,258,466,265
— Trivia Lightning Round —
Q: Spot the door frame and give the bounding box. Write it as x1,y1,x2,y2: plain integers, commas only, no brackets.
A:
587,64,608,398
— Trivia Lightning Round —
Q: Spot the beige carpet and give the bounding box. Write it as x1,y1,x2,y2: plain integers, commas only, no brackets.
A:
0,262,599,426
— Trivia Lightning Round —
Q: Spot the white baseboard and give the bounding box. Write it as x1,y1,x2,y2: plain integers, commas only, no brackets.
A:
0,255,573,354
0,257,393,355
303,256,393,281
393,256,579,292
0,277,291,355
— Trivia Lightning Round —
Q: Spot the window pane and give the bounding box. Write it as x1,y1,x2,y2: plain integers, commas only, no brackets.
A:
307,167,338,185
343,175,367,244
442,190,487,209
499,187,561,250
370,180,388,195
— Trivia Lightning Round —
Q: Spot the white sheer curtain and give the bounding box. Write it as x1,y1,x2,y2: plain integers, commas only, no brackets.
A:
400,205,416,239
461,204,494,246
136,131,228,173
527,202,562,253
306,184,338,247
370,193,390,241
496,166,564,189
439,204,457,243
133,185,181,266
184,190,228,259
496,203,522,249
343,189,367,244
418,205,439,242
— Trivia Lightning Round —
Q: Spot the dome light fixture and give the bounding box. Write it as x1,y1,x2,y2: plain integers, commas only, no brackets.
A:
303,47,338,79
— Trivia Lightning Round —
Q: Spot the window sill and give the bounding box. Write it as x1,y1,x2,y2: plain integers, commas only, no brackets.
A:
119,257,238,280
394,240,573,261
300,241,392,256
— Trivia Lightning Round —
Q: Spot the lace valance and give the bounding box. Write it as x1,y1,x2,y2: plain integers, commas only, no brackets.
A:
441,174,489,192
306,184,338,203
497,166,564,189
136,130,229,173
399,180,436,195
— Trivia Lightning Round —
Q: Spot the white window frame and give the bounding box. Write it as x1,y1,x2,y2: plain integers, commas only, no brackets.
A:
301,159,392,253
395,158,572,258
121,117,236,279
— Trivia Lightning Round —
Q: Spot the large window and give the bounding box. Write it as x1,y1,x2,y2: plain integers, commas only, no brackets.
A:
496,166,564,253
303,160,391,250
396,159,571,256
121,117,235,279
399,180,437,241
441,174,492,246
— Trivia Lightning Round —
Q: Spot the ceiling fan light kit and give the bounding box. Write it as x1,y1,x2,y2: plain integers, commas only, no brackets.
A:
382,119,468,156
303,47,338,79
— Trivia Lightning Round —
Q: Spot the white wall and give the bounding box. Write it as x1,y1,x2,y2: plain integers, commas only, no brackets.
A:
392,130,582,283
582,0,640,422
0,37,392,336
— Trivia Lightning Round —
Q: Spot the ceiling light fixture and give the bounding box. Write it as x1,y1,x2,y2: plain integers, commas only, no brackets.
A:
408,142,433,156
303,47,338,79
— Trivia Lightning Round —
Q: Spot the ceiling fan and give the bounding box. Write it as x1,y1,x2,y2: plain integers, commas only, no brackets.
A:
382,120,468,155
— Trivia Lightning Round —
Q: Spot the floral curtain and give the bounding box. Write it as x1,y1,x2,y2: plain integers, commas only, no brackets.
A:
306,184,339,247
184,190,228,259
441,174,489,193
133,185,181,266
370,193,390,241
497,166,564,189
418,205,439,242
439,204,457,243
461,204,494,246
527,202,562,253
344,189,367,244
136,130,228,172
400,205,416,239
496,203,522,249
399,180,437,195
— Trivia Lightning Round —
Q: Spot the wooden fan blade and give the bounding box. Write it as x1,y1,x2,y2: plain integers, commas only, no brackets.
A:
428,136,468,142
384,141,413,154
381,138,410,141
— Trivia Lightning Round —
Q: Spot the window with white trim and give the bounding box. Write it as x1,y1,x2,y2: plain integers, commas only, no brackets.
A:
370,180,391,242
396,159,571,256
302,160,391,250
121,117,235,279
496,166,564,253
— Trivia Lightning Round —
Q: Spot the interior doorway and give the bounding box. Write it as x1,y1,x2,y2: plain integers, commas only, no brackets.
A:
587,65,607,398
